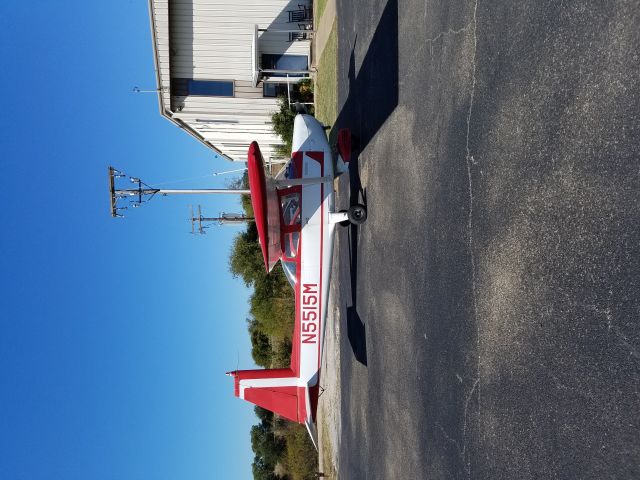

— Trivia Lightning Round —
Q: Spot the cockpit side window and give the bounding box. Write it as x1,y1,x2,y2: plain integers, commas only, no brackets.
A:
283,232,300,259
277,184,302,279
282,260,297,288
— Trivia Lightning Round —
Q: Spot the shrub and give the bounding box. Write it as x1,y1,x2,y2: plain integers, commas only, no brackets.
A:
284,423,319,480
297,79,314,103
271,96,296,155
270,93,316,158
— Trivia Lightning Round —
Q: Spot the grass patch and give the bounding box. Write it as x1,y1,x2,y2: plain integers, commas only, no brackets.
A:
315,0,329,23
314,20,338,131
319,418,337,479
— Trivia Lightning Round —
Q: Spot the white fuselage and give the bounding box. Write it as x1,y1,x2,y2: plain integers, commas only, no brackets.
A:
292,115,336,389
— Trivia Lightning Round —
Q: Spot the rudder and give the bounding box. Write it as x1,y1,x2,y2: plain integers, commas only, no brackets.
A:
227,368,301,423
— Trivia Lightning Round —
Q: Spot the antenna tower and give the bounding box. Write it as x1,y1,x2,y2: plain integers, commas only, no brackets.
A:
190,206,253,234
108,166,250,218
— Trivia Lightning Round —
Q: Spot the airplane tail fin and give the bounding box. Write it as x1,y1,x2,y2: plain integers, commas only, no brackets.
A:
226,368,305,424
227,368,320,451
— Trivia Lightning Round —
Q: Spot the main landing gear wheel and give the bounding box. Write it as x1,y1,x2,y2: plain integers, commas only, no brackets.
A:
347,204,367,224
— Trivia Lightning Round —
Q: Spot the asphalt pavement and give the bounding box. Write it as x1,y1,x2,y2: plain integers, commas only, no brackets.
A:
330,0,640,478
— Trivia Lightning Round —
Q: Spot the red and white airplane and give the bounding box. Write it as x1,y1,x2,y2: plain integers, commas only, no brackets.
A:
227,114,366,448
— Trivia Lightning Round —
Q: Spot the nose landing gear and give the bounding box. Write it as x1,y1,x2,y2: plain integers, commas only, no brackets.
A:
347,204,367,224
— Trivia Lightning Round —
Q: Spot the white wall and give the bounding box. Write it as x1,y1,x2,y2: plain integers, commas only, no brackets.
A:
150,0,311,161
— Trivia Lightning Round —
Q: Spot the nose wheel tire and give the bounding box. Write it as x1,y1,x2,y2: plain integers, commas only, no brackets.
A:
348,204,367,224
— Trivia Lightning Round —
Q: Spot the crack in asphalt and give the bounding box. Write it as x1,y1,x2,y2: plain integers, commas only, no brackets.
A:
464,3,481,478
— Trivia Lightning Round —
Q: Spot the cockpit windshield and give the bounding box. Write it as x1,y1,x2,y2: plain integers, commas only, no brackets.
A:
282,260,297,288
275,156,301,181
275,154,302,289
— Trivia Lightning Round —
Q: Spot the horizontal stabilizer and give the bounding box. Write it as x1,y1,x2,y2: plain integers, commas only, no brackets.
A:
228,368,310,424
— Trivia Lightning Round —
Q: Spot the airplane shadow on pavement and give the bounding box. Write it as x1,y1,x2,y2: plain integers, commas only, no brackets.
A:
336,0,399,367
335,0,399,153
347,219,367,366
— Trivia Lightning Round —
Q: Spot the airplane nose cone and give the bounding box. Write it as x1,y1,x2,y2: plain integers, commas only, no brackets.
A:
292,114,327,152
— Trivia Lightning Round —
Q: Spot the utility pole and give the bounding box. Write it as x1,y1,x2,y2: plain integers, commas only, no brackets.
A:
190,205,253,234
108,166,249,218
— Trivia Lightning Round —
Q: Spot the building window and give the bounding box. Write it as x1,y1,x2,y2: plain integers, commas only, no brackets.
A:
171,79,234,97
263,83,290,98
261,54,308,77
263,81,308,99
261,54,308,98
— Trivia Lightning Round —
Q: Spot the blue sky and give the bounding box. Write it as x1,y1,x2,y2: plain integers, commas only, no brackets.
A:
0,1,257,478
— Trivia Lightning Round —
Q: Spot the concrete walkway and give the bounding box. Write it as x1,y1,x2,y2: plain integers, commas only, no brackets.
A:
312,0,337,67
312,6,340,479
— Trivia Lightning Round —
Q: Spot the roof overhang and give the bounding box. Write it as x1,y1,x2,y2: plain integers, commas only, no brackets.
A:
147,0,170,116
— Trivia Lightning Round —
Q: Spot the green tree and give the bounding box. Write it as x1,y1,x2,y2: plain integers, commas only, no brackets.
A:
252,455,284,480
251,292,295,338
251,423,286,468
229,224,264,287
254,406,274,427
271,337,292,368
249,319,273,368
